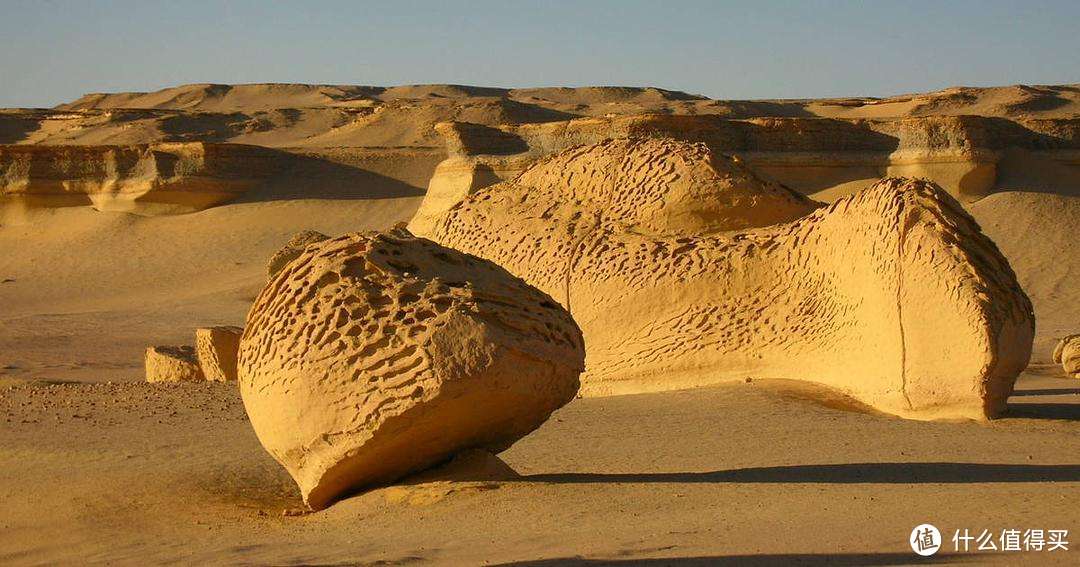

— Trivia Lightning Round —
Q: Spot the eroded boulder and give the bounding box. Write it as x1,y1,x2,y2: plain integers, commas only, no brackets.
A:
1054,334,1080,377
145,346,204,383
414,138,1034,421
195,326,243,382
238,229,583,509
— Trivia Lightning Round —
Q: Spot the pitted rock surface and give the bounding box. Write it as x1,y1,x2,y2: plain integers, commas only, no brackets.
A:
1054,334,1080,378
238,229,583,509
415,138,1034,420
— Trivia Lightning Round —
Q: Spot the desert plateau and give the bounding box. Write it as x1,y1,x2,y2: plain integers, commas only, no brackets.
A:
2,3,1079,564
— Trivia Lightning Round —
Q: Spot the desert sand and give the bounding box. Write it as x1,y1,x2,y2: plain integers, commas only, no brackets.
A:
1,83,1078,565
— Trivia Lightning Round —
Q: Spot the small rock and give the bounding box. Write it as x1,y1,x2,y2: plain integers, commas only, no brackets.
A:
1054,334,1080,378
144,346,203,383
195,326,243,382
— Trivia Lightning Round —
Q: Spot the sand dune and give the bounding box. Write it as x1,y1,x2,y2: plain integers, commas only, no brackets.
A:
3,83,1077,152
51,82,1080,120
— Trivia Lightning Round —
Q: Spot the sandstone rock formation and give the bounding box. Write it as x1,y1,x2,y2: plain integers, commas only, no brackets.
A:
266,230,330,277
145,346,204,383
413,137,818,238
0,142,280,215
414,139,1034,420
238,229,584,509
194,326,243,382
422,114,1080,206
1053,334,1080,377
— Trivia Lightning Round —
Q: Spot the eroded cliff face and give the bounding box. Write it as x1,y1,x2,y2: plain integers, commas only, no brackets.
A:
425,115,1080,206
0,142,282,215
4,84,1077,220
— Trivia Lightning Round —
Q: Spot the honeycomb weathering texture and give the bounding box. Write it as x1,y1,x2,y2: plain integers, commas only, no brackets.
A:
1054,334,1080,378
266,230,330,277
410,137,818,237
238,229,584,509
415,139,1035,421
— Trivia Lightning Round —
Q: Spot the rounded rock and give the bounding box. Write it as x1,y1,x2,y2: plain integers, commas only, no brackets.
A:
238,229,584,509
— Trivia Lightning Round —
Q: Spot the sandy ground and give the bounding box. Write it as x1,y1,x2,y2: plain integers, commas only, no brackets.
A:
0,196,422,384
0,370,1077,565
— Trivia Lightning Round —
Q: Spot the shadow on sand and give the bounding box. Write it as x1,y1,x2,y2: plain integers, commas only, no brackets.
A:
521,462,1080,485
497,552,985,566
1008,387,1080,397
234,151,428,203
1005,403,1080,421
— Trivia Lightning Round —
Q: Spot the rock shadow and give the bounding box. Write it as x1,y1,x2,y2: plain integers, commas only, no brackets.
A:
498,553,982,566
234,150,427,203
521,462,1080,485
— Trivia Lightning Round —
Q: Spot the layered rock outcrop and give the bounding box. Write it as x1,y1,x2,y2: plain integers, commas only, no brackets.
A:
414,139,1034,420
238,229,584,509
0,142,280,214
425,115,1080,204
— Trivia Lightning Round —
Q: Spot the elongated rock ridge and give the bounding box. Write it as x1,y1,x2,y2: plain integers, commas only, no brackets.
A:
413,138,1034,420
238,229,584,509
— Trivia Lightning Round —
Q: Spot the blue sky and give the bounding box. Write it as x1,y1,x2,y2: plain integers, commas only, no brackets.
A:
1,0,1078,107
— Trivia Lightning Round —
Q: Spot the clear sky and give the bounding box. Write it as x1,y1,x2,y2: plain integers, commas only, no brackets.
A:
2,0,1078,108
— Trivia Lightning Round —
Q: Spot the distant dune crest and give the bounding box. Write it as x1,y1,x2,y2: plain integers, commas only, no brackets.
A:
48,81,1080,119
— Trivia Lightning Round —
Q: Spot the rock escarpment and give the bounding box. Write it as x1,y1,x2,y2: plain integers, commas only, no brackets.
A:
415,139,1034,420
426,115,1080,204
0,142,280,214
238,229,584,509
